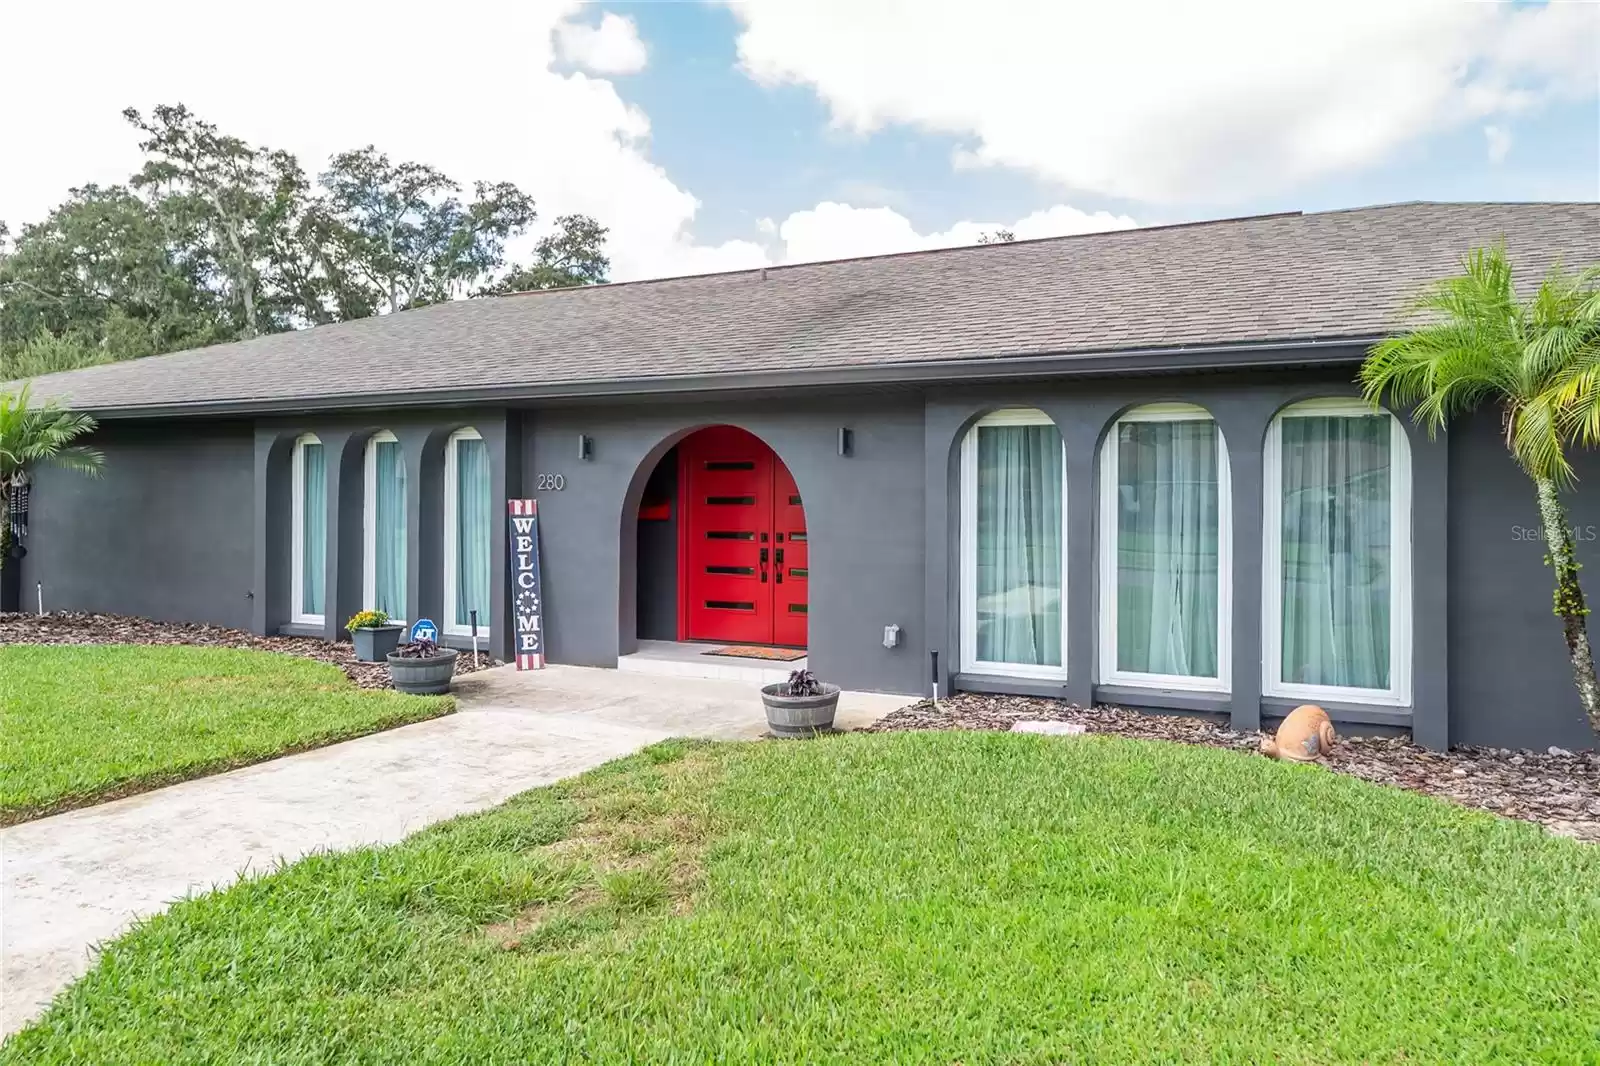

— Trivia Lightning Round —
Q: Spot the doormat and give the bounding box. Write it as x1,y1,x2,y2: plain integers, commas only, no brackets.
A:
703,645,807,661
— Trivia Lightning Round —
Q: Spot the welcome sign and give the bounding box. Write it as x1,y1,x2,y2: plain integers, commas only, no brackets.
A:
507,499,546,669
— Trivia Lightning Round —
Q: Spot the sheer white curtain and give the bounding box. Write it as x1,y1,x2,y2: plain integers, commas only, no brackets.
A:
454,437,492,631
975,422,1063,667
373,439,406,618
1115,419,1219,677
1280,415,1391,689
300,440,326,618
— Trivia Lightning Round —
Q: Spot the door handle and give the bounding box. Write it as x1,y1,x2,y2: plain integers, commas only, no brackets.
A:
761,569,768,583
775,548,784,564
760,547,769,563
775,570,783,584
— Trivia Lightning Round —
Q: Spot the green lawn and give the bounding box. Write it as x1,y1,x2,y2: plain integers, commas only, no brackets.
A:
7,733,1599,1063
1,644,452,821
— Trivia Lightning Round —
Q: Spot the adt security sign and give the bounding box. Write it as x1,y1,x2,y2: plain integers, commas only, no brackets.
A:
409,618,438,643
508,499,545,669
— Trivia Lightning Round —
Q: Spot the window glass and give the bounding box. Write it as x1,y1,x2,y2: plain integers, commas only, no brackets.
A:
1115,419,1220,677
1279,414,1391,689
299,441,326,618
453,437,492,631
372,439,406,618
974,422,1063,667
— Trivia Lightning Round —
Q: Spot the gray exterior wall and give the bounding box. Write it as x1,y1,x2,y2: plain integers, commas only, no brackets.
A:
1449,409,1600,751
523,396,928,695
19,420,255,628
16,362,1600,751
635,446,680,642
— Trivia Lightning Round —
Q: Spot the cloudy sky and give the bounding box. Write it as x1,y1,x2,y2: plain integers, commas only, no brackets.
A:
2,0,1596,282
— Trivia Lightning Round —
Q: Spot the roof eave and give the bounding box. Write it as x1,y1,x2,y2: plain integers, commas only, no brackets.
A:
70,334,1382,419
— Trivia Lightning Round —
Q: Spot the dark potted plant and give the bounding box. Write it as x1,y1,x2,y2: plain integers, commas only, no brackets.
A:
760,669,840,737
386,637,459,695
346,609,404,662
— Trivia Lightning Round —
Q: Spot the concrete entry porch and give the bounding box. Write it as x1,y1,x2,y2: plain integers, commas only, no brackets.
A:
619,638,808,686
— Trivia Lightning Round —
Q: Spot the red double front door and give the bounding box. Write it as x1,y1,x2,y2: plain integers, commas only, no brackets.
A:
680,427,807,646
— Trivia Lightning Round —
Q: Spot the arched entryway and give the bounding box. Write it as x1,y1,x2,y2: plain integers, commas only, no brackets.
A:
635,425,809,649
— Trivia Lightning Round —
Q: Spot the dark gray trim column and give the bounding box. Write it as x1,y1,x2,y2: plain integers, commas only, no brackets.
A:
1409,424,1449,750
251,428,273,635
923,402,968,698
1037,401,1117,709
320,428,360,642
483,411,519,662
1209,398,1268,733
251,428,294,636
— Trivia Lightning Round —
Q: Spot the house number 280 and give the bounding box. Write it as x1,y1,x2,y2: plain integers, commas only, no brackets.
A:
535,473,566,491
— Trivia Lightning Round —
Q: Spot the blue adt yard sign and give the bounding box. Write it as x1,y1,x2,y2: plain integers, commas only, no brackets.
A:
508,499,545,669
409,618,438,643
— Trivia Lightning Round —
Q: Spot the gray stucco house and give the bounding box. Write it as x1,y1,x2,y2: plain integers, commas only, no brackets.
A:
13,202,1600,751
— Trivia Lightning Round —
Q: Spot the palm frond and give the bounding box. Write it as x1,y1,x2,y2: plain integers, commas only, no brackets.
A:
47,445,106,478
1511,393,1575,485
1537,262,1600,449
1361,246,1522,436
1548,340,1600,445
1363,245,1600,482
0,381,104,484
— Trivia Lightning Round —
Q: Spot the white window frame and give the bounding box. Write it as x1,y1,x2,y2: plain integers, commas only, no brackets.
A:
290,433,324,626
363,431,405,623
443,427,489,639
1097,404,1232,693
959,408,1069,680
1262,398,1412,707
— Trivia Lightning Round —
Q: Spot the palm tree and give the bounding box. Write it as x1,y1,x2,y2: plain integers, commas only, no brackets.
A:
1360,246,1600,735
0,383,105,571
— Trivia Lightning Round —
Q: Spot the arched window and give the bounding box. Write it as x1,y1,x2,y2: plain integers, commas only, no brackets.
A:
1264,399,1411,704
1098,404,1231,691
364,431,407,621
444,428,492,638
291,433,326,624
959,409,1067,678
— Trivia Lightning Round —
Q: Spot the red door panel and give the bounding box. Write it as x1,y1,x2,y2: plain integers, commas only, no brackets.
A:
682,427,773,644
772,458,808,647
679,427,808,648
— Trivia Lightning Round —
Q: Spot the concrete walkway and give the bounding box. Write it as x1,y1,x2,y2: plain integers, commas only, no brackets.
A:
1,665,906,1036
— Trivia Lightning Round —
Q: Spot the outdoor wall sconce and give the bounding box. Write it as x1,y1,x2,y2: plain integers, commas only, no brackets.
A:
837,427,853,457
578,434,594,461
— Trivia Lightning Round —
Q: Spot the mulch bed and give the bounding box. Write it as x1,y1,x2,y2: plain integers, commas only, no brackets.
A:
0,612,500,689
866,693,1600,843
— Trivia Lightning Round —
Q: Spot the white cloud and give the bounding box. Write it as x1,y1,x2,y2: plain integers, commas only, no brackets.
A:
727,0,1600,203
774,201,1137,264
555,11,648,75
1484,125,1512,165
0,0,760,283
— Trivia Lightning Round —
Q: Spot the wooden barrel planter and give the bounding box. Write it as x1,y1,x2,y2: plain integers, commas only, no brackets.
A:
386,648,459,695
760,682,840,737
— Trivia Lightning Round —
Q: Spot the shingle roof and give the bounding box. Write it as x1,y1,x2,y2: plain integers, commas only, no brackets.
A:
19,202,1600,415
